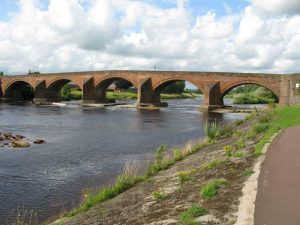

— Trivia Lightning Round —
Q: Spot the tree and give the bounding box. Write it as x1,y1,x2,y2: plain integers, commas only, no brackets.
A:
28,69,40,75
61,84,71,100
162,81,185,94
0,71,4,76
115,79,132,90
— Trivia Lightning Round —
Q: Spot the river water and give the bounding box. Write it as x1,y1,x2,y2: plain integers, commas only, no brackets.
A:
0,97,246,224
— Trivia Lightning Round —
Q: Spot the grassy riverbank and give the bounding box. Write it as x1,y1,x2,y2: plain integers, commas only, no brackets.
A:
43,105,300,225
65,89,201,101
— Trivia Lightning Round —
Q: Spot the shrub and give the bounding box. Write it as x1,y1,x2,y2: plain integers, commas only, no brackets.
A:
200,179,227,199
178,205,207,225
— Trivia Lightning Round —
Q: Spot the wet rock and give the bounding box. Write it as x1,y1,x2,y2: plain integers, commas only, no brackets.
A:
15,135,25,140
3,133,14,140
33,139,46,144
11,140,30,148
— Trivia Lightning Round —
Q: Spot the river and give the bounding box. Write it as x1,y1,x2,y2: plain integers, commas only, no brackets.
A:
0,97,246,224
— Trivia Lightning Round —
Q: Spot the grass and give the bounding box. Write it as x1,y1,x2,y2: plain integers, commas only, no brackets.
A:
178,205,207,225
177,170,194,184
200,179,227,199
152,190,166,200
204,121,233,143
243,169,254,177
202,159,228,171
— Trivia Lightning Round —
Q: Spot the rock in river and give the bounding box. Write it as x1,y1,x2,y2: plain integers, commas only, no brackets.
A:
11,141,31,148
33,139,46,144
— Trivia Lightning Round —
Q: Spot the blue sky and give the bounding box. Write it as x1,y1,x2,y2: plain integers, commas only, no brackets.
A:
0,0,250,21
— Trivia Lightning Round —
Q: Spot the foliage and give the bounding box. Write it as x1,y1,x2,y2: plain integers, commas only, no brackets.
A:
231,86,277,104
200,179,227,199
162,81,185,94
0,71,5,76
61,85,72,100
114,79,133,90
178,205,207,225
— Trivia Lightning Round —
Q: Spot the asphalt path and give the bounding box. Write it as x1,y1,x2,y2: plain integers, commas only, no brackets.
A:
255,125,300,225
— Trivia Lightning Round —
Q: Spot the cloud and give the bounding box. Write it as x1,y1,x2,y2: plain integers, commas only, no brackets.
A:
0,0,299,75
251,0,300,15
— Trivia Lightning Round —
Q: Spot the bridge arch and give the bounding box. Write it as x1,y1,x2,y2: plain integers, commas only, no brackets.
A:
221,81,279,104
4,80,35,102
47,78,82,102
151,78,203,104
94,76,138,103
221,80,280,98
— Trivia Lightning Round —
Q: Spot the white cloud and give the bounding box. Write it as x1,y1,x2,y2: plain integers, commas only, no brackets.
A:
0,0,300,74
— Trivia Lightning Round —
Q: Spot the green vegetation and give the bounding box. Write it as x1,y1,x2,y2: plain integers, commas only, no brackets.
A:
0,71,5,76
202,159,227,171
200,179,227,199
204,121,233,143
152,190,166,200
224,145,233,156
235,138,246,150
253,106,300,156
173,148,183,161
243,169,254,177
67,174,144,217
177,171,193,184
178,205,207,225
162,81,185,94
226,84,278,104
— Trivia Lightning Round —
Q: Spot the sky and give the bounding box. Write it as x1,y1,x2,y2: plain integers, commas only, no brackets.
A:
0,0,300,75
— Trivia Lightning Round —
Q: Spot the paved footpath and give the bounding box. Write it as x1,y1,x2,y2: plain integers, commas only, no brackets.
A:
255,125,300,225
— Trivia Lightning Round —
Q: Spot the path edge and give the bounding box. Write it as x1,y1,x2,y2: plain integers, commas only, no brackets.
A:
234,131,281,225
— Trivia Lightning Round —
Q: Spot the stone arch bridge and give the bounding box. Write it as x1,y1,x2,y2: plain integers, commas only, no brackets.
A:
0,70,298,109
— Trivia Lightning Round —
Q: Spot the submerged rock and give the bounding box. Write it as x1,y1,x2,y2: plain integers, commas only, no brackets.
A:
33,139,46,144
11,140,31,148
